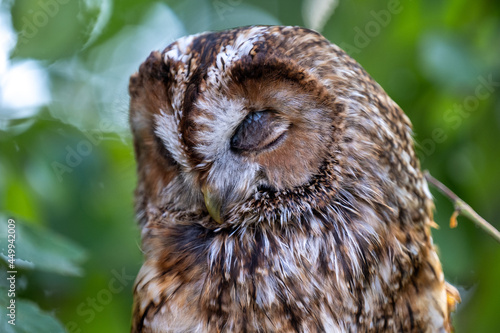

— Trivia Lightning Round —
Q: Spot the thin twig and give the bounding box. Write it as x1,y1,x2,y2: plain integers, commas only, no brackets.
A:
424,170,500,244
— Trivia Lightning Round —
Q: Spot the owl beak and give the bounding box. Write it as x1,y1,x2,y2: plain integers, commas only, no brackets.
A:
201,184,223,224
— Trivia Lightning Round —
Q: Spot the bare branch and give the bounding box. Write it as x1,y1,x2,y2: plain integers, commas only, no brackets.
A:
424,170,500,244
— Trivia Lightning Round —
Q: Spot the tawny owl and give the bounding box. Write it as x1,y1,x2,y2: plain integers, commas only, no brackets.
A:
128,26,460,332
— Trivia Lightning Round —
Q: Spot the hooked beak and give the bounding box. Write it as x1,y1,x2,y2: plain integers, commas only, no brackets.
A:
201,184,223,224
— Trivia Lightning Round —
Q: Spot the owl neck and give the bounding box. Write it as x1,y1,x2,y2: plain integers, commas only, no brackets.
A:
141,186,432,331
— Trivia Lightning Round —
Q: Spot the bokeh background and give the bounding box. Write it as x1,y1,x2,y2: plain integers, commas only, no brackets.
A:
1,0,499,332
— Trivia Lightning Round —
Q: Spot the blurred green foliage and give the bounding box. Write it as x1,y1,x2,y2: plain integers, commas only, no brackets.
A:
0,215,85,333
0,0,499,332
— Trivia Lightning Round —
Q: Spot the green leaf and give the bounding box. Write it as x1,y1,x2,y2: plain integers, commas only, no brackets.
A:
0,215,86,276
0,287,66,333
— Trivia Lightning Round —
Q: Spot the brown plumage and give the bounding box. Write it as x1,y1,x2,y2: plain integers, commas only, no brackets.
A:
129,25,460,332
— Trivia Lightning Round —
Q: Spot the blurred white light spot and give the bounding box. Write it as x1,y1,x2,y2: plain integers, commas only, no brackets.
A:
1,61,51,111
0,6,51,123
303,0,339,32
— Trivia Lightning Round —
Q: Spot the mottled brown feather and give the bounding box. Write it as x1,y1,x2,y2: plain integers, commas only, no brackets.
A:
129,26,459,332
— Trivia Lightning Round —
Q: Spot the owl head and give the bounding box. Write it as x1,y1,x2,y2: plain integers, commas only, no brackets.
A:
129,25,425,231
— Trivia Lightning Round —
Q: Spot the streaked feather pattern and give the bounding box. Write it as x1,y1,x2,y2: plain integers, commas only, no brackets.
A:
129,25,459,332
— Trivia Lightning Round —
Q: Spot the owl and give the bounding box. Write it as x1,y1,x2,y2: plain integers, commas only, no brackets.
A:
128,26,460,332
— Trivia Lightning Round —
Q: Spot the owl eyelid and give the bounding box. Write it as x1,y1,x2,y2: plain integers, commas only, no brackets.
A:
230,109,289,153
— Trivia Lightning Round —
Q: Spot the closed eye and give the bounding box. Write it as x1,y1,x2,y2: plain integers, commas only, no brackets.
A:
230,110,289,153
